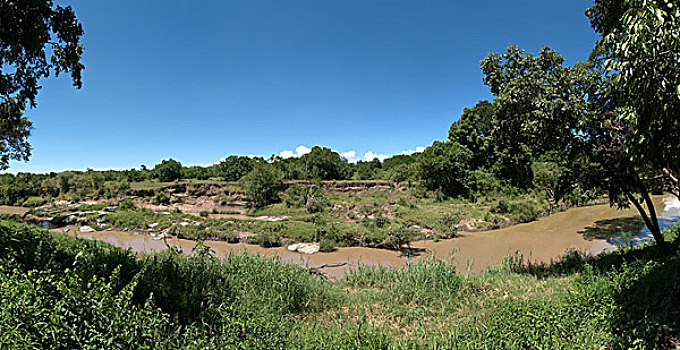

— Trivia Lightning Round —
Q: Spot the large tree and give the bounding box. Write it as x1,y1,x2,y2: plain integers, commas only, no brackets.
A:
448,100,495,169
588,0,680,200
0,0,84,169
480,46,596,188
479,43,670,242
418,141,472,198
299,146,348,180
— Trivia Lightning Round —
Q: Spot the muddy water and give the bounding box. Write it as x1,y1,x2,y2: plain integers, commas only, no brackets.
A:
0,206,29,216
1,198,676,278
62,228,403,279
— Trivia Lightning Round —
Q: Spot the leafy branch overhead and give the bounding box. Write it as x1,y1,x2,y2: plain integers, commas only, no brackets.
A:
0,0,85,169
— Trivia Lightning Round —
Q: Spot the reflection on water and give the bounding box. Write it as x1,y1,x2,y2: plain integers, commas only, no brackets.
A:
607,197,680,247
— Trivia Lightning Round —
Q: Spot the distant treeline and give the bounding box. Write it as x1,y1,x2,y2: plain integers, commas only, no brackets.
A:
0,130,587,207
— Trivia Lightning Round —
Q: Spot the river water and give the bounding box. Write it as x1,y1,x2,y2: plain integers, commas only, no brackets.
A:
2,197,678,279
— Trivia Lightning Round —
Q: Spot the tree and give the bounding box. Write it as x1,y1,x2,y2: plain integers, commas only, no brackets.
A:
153,159,182,182
299,146,348,180
214,155,259,181
481,47,606,190
589,0,680,200
418,141,472,198
448,100,495,169
0,1,84,169
480,43,669,242
240,164,283,207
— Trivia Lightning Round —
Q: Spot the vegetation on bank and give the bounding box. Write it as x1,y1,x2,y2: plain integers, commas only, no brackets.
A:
27,185,556,250
1,217,678,348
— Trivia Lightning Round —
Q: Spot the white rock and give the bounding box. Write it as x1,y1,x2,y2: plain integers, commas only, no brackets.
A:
151,232,167,241
79,225,95,233
63,228,70,233
148,222,159,228
297,244,320,255
287,243,320,254
180,222,189,226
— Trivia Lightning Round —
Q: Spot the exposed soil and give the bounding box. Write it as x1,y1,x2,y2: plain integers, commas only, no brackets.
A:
42,198,668,279
0,206,29,216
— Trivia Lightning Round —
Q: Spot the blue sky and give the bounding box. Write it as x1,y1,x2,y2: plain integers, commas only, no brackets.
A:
10,0,598,172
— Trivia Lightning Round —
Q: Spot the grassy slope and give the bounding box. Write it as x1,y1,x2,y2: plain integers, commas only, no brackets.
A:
0,216,678,349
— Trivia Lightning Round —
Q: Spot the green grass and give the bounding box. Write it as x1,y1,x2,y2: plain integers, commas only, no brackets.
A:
0,217,678,348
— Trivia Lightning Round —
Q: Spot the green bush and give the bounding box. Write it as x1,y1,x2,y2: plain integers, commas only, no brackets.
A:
0,218,335,348
0,265,169,349
199,210,209,217
240,164,283,207
153,159,182,182
152,191,171,205
319,238,337,252
256,230,281,248
22,196,47,207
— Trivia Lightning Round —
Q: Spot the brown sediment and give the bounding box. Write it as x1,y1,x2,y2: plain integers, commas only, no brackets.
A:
0,206,29,216
6,196,669,279
58,227,405,280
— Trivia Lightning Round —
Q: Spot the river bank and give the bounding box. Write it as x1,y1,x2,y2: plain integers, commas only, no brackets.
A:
31,196,676,278
1,196,676,279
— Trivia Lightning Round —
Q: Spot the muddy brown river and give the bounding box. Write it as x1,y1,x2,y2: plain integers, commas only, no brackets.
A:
2,197,677,279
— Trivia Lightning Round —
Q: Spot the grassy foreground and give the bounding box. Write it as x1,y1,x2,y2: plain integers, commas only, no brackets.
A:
0,216,678,349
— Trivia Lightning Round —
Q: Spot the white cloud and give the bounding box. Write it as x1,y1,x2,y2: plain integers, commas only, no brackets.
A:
279,150,296,159
399,146,426,156
295,145,311,156
278,145,313,159
363,151,388,162
275,144,425,163
340,150,359,163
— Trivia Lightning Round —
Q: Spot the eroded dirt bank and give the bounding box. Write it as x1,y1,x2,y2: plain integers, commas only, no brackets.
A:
50,199,666,278
1,196,670,279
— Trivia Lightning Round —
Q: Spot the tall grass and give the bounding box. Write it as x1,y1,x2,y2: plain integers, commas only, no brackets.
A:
0,217,677,348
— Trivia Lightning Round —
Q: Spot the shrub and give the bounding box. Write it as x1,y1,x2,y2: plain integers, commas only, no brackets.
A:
374,215,389,228
22,196,47,207
152,191,171,205
256,230,281,248
437,212,460,237
319,239,337,252
199,210,209,218
240,164,283,208
0,265,170,349
119,198,137,210
305,195,323,213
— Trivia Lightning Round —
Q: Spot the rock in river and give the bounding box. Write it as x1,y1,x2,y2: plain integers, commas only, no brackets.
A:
287,243,320,255
79,225,95,233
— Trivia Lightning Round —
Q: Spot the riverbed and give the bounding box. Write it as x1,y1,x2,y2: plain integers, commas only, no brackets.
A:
1,197,678,279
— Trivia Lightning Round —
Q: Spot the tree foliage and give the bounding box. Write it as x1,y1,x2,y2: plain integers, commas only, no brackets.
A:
299,146,348,180
418,141,472,198
240,164,283,207
590,0,680,199
153,159,182,182
448,100,495,169
0,1,84,169
214,155,260,181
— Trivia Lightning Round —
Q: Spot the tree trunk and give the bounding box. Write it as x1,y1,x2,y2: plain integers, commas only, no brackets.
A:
625,190,665,244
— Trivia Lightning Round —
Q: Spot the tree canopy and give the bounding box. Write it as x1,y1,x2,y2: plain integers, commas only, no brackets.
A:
153,159,182,182
0,0,84,169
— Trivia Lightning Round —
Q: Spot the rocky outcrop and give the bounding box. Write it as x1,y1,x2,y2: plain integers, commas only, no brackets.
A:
287,243,320,255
